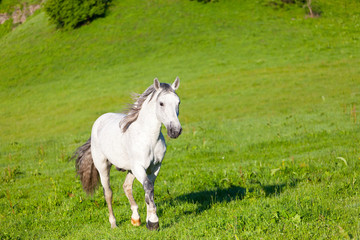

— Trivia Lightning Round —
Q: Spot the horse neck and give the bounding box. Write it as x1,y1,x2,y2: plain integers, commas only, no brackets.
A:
133,96,161,141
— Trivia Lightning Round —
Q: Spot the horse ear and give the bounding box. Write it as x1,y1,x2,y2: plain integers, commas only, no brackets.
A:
154,78,160,90
172,77,180,90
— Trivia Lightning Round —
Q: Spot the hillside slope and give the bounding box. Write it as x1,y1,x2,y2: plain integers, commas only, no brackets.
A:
1,0,359,140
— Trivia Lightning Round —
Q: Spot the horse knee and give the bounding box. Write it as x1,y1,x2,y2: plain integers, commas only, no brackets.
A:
143,178,154,193
123,181,130,192
143,178,156,208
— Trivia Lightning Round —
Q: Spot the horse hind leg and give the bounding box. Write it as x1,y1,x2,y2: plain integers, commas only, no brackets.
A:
98,162,117,228
123,171,141,226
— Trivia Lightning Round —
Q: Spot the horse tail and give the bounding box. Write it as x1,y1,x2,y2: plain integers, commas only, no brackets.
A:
73,138,99,195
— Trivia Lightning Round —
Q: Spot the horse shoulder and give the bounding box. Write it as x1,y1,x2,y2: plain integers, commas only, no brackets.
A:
92,112,127,159
93,113,124,134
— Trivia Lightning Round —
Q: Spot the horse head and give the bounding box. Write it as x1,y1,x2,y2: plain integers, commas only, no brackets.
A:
154,77,182,139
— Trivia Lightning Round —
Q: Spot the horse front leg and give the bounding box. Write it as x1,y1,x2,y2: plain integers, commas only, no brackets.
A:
143,177,159,230
132,165,160,231
145,164,161,230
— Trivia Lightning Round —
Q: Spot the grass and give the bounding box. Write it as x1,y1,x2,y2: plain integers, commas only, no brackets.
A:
1,0,360,239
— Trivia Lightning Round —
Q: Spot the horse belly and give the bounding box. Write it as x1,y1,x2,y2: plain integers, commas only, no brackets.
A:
108,150,131,170
102,136,132,170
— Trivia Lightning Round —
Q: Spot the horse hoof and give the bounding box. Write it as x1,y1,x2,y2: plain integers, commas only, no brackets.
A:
131,218,141,226
111,223,118,229
146,221,159,231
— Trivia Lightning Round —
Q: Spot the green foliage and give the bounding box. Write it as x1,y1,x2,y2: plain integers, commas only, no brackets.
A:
0,0,42,13
191,0,218,3
262,0,323,16
1,165,22,183
44,0,109,29
263,0,306,8
0,17,12,38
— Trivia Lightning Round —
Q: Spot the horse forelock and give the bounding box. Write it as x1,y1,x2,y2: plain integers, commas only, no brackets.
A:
120,83,176,132
159,83,173,92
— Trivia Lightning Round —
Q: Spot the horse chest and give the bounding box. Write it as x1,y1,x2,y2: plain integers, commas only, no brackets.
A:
139,145,161,170
140,140,166,170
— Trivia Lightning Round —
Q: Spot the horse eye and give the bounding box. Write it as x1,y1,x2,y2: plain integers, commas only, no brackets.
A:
160,102,164,107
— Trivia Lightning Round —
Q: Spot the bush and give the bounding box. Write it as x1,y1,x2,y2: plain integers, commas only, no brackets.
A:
44,0,109,30
263,0,306,9
0,18,13,38
262,0,322,17
191,0,218,3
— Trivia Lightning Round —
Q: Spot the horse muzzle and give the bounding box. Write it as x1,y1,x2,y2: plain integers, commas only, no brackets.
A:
167,123,182,139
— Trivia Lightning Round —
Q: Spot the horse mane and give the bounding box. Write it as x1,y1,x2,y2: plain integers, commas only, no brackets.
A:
120,82,175,132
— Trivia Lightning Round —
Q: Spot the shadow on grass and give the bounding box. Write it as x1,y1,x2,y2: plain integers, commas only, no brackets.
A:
172,180,299,214
261,177,299,197
261,183,287,197
175,186,246,213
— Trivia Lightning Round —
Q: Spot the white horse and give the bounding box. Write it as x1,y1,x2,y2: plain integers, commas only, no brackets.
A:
73,78,182,230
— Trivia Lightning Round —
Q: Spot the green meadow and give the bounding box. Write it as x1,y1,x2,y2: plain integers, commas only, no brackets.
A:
1,0,360,239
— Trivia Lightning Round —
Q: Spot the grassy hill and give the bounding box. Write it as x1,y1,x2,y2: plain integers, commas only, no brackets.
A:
1,0,360,239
